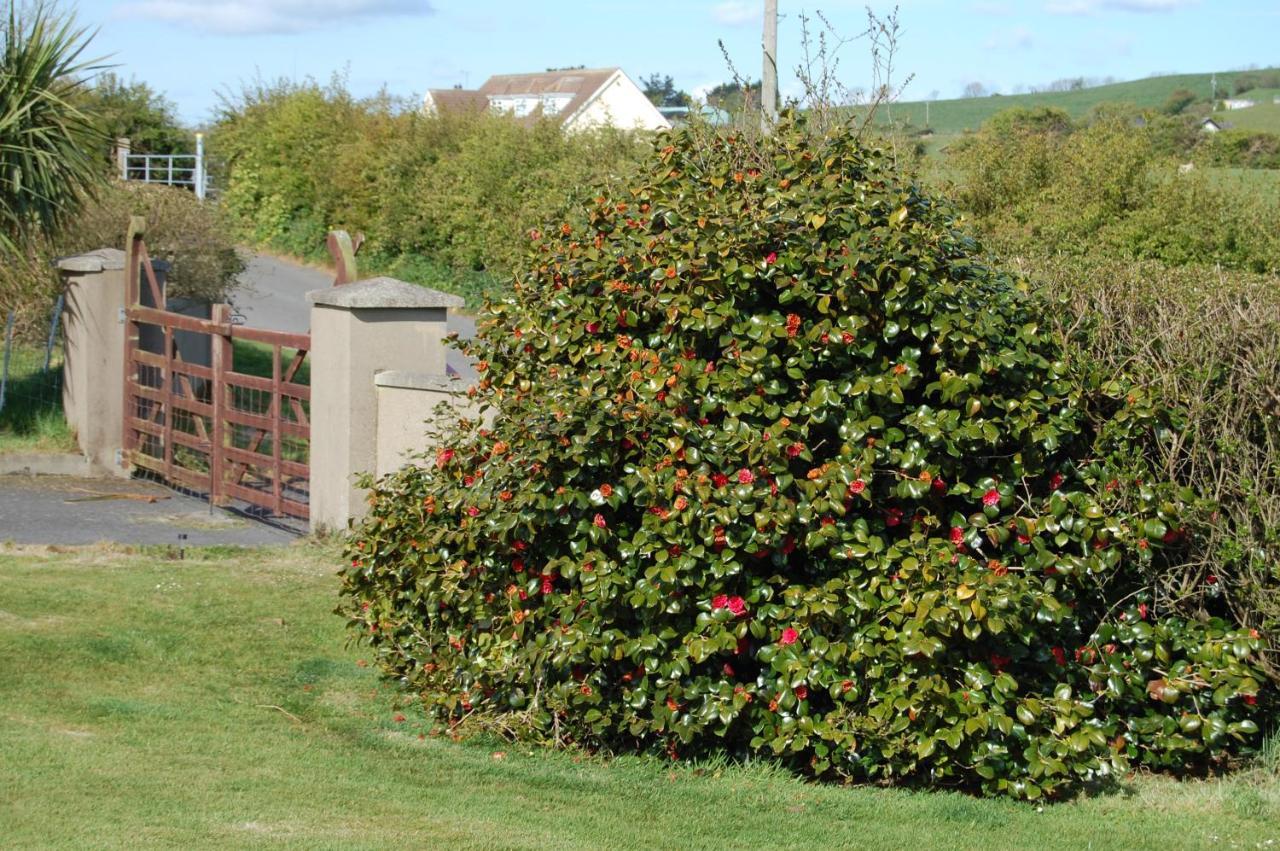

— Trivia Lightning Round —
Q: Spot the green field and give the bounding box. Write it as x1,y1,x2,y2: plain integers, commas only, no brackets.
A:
880,68,1280,139
1213,95,1280,134
1,543,1277,849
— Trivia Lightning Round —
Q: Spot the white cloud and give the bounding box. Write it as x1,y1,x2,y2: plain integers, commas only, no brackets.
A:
711,1,760,27
1045,0,1197,14
983,25,1034,50
113,0,432,35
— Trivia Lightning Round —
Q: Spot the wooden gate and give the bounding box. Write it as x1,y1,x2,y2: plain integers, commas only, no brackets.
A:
122,221,311,519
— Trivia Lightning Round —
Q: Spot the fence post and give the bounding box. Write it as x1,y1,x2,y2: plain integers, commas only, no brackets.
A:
306,277,462,533
209,303,229,505
57,249,130,476
195,133,206,201
115,137,130,180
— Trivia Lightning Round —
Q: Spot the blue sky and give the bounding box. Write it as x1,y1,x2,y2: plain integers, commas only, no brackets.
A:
69,0,1279,125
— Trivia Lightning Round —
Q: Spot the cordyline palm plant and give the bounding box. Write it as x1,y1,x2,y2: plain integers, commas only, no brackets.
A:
0,0,105,255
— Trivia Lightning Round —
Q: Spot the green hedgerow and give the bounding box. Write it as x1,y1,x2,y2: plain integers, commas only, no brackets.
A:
339,114,1268,799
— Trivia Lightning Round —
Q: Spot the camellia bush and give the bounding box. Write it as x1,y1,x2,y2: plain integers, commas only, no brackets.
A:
339,114,1268,799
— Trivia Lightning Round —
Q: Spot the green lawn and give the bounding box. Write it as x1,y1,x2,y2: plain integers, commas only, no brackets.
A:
1,544,1277,849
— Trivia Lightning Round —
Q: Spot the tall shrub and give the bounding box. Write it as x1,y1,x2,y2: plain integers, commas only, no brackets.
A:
340,116,1267,799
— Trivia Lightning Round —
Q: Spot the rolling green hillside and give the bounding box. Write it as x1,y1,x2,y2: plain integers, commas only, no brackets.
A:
879,68,1279,137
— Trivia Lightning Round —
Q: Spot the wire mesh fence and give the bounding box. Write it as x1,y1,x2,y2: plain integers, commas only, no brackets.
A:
0,296,65,434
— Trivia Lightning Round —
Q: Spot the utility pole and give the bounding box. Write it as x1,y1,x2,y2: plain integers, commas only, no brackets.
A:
762,0,779,133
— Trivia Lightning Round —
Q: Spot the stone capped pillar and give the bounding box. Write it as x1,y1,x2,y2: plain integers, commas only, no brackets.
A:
57,249,129,476
307,277,464,533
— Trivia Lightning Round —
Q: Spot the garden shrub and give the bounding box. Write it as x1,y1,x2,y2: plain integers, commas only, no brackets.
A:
339,115,1268,799
1010,252,1280,681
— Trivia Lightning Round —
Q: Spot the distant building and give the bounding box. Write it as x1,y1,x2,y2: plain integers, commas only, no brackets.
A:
1222,98,1256,110
657,104,731,127
1200,117,1223,133
424,68,670,133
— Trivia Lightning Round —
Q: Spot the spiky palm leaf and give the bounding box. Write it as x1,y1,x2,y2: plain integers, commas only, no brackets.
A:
0,1,106,255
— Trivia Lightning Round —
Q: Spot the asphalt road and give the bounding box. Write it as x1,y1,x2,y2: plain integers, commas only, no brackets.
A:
230,253,477,379
0,476,297,546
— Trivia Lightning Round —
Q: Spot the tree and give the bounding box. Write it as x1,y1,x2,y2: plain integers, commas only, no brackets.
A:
77,72,190,157
962,81,988,99
705,79,763,113
1161,88,1197,116
0,1,105,254
640,74,690,108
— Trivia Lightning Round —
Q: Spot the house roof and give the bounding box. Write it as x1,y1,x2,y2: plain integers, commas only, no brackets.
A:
424,88,489,113
478,67,619,126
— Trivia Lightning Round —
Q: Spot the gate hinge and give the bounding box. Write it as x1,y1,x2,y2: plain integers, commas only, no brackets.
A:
118,307,126,324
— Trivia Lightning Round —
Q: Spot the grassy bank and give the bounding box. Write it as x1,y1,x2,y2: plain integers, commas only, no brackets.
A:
0,544,1276,849
0,343,74,454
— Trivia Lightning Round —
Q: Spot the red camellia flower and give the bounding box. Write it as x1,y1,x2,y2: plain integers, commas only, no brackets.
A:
765,251,778,265
1138,603,1149,620
712,472,730,488
1050,473,1065,491
599,483,613,498
593,513,607,529
841,331,855,344
795,684,809,701
932,477,947,493
466,506,480,517
726,596,747,617
848,479,866,495
394,713,406,723
989,653,1011,672
785,314,801,338
435,448,455,469
1051,647,1067,666
723,663,735,676
885,508,904,527
982,489,1001,507
950,526,965,545
712,594,729,610
787,442,804,458
1243,694,1258,706
779,627,799,646
737,468,755,484
585,322,601,334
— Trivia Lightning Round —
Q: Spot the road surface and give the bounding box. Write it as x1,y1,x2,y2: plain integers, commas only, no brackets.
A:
229,253,477,379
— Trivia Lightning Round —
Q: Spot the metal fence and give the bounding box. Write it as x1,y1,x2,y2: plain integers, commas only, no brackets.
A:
0,296,65,425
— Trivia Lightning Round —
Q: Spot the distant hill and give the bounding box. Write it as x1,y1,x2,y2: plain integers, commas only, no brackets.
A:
878,68,1280,138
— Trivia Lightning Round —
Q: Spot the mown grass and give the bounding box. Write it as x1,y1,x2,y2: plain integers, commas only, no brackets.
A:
0,544,1277,850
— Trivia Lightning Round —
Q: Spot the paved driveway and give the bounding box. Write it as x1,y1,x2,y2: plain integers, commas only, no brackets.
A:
0,475,298,546
230,253,477,379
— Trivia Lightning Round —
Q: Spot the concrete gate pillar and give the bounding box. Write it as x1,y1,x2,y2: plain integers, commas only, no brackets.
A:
58,249,130,476
306,277,463,534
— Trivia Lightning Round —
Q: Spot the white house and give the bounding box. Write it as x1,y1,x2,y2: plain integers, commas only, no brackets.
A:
1200,117,1223,133
1222,98,1256,110
424,68,670,133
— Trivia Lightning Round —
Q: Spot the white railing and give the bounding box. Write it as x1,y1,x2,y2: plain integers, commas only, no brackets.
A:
116,133,208,201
